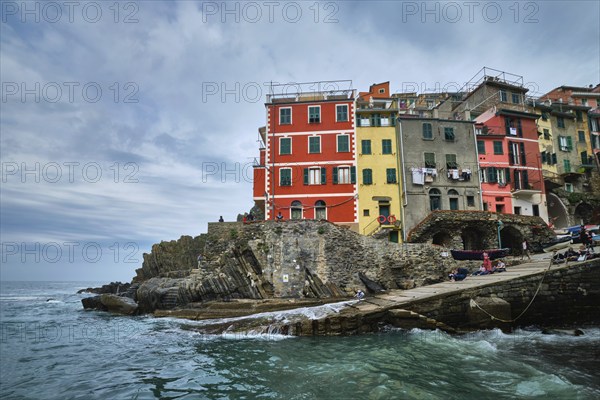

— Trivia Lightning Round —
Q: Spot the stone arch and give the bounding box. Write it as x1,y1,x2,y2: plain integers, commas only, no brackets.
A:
500,225,523,254
432,231,452,247
546,192,570,228
460,226,486,250
574,202,594,225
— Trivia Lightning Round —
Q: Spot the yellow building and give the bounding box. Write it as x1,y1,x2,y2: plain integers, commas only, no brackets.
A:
356,82,403,242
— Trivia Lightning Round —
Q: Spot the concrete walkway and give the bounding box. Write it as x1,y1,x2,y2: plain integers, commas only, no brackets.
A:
354,247,598,312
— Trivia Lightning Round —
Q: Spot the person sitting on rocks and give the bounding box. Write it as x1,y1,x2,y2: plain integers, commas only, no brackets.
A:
471,265,489,276
493,259,507,273
449,267,468,281
355,289,365,300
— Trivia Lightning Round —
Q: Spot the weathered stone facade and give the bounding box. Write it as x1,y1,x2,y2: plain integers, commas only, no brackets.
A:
408,210,555,252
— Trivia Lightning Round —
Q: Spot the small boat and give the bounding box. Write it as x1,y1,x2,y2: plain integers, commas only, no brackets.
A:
450,248,510,261
542,236,572,253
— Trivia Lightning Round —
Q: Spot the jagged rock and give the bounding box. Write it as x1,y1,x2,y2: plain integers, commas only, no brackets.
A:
99,294,138,315
81,295,107,311
77,281,130,294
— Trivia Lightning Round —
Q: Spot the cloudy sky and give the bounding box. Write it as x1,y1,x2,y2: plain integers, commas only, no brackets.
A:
1,1,599,282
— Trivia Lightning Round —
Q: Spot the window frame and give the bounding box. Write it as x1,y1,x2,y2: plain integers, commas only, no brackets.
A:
279,137,292,155
279,168,292,186
493,141,503,155
477,140,486,154
422,123,433,140
361,139,371,155
279,107,292,125
308,136,321,153
362,168,373,185
382,139,392,155
336,104,349,122
424,152,436,168
444,127,455,141
386,168,397,184
337,134,350,153
308,105,321,124
445,154,458,169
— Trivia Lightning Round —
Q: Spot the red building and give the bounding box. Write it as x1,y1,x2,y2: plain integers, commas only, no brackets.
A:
253,81,358,229
475,108,547,221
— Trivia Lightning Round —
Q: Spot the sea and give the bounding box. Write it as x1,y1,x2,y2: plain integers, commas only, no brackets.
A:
1,281,599,400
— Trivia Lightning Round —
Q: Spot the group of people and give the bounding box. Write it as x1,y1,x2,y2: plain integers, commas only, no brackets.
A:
579,225,596,249
242,212,256,223
553,245,597,264
449,252,508,282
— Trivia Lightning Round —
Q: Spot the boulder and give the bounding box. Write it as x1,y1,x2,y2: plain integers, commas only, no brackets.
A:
81,295,107,311
99,294,138,315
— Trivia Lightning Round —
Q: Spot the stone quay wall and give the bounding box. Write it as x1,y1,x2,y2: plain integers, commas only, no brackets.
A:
406,259,600,330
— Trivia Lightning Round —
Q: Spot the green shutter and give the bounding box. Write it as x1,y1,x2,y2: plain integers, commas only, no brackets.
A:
517,119,522,136
487,167,497,183
505,168,510,182
508,142,514,165
332,167,338,184
566,136,573,150
520,143,526,165
552,153,557,164
523,170,529,188
350,166,356,184
321,167,326,185
303,168,309,185
505,117,511,135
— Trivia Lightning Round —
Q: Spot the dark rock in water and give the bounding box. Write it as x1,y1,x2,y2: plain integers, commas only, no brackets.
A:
81,296,107,311
77,281,130,295
541,328,585,336
99,294,138,315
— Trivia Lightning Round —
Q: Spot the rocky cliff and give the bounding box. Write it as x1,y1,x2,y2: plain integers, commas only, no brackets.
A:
83,220,461,314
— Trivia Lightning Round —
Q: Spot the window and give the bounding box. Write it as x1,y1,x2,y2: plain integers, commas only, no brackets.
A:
559,136,573,151
582,99,588,106
543,129,551,140
514,206,521,215
378,88,385,94
280,137,291,155
541,112,548,121
508,142,526,165
563,159,571,173
333,166,356,184
386,168,397,184
336,105,348,122
576,110,583,122
467,196,475,207
279,108,291,124
565,183,574,193
581,151,589,165
315,200,326,220
361,139,371,155
304,167,326,185
541,151,547,164
363,209,370,217
337,134,349,152
477,140,485,154
578,130,586,142
291,200,302,220
382,139,392,154
280,168,291,186
422,123,433,139
511,93,520,104
308,106,320,123
493,141,503,155
424,152,436,168
308,136,321,153
500,90,507,102
448,189,459,210
370,113,381,127
446,154,458,169
429,189,441,211
444,127,455,141
557,116,565,128
552,153,558,164
592,118,599,132
362,169,373,185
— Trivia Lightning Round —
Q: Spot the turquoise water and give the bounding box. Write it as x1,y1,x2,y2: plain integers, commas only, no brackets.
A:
1,281,598,399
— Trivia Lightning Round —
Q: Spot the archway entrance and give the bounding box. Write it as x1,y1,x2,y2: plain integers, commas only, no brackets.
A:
432,231,452,247
574,202,595,224
461,226,486,250
546,192,570,228
500,226,523,255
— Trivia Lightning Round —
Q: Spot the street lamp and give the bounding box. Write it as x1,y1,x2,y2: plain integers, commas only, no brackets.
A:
497,220,504,248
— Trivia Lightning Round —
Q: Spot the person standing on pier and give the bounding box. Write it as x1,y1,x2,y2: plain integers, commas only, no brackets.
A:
521,240,531,261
